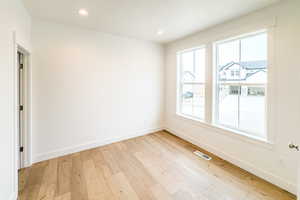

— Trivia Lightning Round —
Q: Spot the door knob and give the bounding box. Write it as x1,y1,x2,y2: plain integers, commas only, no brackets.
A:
288,143,299,151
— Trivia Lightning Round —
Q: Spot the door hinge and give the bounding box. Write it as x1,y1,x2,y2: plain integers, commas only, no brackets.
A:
19,105,24,111
20,146,24,152
20,64,24,70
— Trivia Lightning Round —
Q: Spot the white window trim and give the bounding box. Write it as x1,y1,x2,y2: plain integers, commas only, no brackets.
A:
213,29,269,140
176,27,276,147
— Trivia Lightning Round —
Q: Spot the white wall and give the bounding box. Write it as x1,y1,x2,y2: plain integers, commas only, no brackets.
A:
0,0,31,199
165,0,300,194
31,19,164,162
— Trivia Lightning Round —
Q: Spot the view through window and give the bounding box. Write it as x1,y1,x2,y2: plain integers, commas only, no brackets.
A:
178,48,206,120
215,32,267,138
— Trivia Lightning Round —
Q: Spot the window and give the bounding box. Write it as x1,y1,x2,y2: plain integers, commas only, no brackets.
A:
214,32,267,138
177,47,206,120
176,30,270,142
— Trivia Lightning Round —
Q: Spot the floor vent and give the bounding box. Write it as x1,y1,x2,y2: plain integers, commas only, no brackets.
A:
193,150,212,161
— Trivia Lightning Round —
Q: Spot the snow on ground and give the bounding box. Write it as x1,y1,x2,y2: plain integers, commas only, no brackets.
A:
182,95,265,138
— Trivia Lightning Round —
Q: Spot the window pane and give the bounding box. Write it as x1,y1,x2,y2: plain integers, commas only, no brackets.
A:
182,84,193,115
217,40,239,67
181,51,194,74
241,33,267,62
194,48,206,82
239,86,265,136
193,84,205,118
178,47,206,120
181,84,205,119
218,85,239,127
215,32,267,138
241,33,267,84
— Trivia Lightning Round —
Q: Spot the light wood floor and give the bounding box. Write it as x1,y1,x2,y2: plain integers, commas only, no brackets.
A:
19,131,296,200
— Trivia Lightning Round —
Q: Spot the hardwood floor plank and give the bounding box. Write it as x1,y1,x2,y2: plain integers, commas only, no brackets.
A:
36,158,58,200
54,193,71,200
37,184,56,200
56,156,72,196
150,184,173,200
83,158,115,200
100,147,121,175
107,172,140,200
70,155,88,200
19,162,48,200
172,190,195,200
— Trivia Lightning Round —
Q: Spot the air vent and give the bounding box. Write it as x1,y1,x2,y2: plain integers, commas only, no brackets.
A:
193,150,212,161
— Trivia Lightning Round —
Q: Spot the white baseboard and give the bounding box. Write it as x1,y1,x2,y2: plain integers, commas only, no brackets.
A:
164,127,297,195
33,127,163,163
10,192,17,200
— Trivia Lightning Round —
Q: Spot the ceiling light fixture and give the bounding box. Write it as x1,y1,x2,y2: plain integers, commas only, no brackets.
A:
78,9,89,16
157,30,164,35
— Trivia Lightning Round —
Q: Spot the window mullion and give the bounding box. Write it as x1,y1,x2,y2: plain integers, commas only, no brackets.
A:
180,54,184,114
205,43,213,124
214,44,220,124
237,39,241,129
192,50,196,116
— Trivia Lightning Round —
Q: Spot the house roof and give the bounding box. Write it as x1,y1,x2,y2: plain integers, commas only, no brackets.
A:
245,69,266,79
219,69,266,81
219,60,267,71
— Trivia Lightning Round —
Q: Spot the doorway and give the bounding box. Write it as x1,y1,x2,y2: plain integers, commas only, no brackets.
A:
16,47,31,170
17,51,25,169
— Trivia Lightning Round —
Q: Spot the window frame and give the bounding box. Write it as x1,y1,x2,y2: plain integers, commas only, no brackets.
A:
175,28,275,144
213,30,269,139
176,46,206,121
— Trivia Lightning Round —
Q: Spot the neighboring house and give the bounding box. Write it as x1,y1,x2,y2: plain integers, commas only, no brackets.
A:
183,60,267,99
219,60,267,82
219,60,267,97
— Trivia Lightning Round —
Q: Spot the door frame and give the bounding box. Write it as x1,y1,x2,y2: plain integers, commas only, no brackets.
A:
17,46,32,169
11,31,32,199
13,33,32,171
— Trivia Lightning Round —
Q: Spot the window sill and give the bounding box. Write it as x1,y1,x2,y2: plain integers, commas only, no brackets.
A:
175,113,274,150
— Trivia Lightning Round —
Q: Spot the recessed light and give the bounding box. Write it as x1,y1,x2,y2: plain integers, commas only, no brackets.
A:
78,9,89,16
157,30,164,35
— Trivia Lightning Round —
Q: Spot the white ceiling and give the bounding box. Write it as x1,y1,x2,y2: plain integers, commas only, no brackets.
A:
23,0,280,43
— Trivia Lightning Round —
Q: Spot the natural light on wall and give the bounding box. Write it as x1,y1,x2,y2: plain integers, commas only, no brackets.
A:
177,47,206,120
214,31,268,138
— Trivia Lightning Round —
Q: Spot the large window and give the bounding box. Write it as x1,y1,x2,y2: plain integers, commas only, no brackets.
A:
177,47,206,120
176,31,270,141
214,32,267,138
